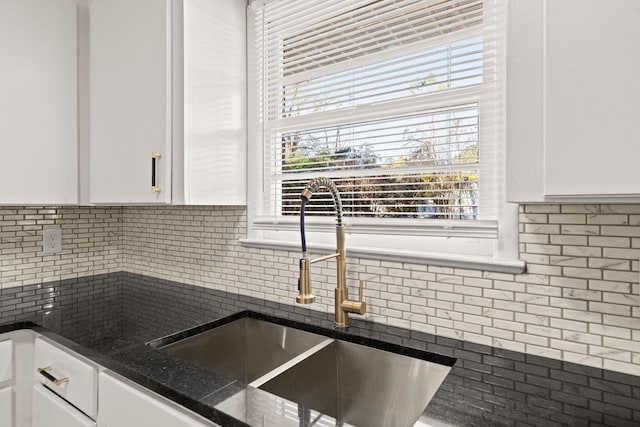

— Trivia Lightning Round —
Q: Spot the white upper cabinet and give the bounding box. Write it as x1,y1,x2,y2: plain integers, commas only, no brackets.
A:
89,0,173,204
89,0,246,205
178,0,246,205
0,0,78,205
507,0,640,202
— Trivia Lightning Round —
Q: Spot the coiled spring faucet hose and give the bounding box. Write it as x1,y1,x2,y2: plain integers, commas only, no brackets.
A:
299,177,344,253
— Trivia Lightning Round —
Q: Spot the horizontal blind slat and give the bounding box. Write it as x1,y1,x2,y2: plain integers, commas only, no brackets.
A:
279,0,483,72
253,0,495,222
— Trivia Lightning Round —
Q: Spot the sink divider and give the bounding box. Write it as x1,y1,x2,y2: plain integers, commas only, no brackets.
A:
248,338,334,388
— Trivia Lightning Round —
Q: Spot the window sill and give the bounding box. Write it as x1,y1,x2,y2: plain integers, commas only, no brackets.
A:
239,238,526,274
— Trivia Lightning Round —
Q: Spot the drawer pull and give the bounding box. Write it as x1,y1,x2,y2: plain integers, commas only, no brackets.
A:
38,366,69,386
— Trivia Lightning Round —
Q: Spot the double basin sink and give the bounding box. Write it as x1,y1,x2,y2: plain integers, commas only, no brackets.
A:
149,312,455,427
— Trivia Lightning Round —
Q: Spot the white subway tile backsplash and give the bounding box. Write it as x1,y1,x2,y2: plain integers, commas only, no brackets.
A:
1,204,640,376
515,333,549,348
551,339,588,354
463,313,492,326
588,258,631,271
479,308,512,323
586,214,629,225
515,312,548,326
483,326,514,340
526,304,562,318
563,352,603,369
519,213,548,223
524,223,560,235
602,292,639,306
524,204,561,213
526,324,562,339
549,276,588,289
519,233,549,244
526,344,561,359
602,269,640,283
602,359,639,374
589,301,631,316
524,263,562,277
549,256,588,268
493,319,525,333
589,324,630,340
462,277,492,288
563,288,601,301
549,318,588,333
549,214,586,224
602,225,640,237
0,207,121,289
562,331,601,345
561,224,600,235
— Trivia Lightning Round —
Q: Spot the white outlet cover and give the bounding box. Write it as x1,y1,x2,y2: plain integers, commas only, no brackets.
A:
42,229,62,254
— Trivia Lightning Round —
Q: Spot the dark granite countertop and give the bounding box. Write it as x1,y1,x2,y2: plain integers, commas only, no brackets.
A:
1,272,639,427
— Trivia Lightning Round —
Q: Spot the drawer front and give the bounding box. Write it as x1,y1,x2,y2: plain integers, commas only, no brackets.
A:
34,337,98,418
32,384,96,427
0,338,13,383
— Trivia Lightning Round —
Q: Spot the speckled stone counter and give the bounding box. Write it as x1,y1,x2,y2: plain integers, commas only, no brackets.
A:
1,272,639,426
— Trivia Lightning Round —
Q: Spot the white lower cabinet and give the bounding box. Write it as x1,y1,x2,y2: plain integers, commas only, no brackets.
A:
32,385,95,427
33,337,98,418
0,331,219,427
0,387,12,427
0,338,13,427
0,339,12,383
0,330,35,427
98,371,219,427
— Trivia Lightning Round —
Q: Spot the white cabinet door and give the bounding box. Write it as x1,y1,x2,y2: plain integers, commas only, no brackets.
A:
89,0,246,206
0,0,78,205
32,384,96,427
0,387,12,427
89,0,172,204
177,0,246,205
0,338,13,427
2,330,36,427
98,371,219,427
34,337,98,418
543,0,640,198
507,0,640,202
0,339,12,384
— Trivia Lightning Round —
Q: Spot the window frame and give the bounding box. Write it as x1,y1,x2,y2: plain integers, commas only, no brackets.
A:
242,0,523,274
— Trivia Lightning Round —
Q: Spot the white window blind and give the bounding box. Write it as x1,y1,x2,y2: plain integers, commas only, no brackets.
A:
249,0,505,242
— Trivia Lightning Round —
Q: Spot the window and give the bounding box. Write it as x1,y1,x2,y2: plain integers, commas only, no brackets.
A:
245,0,522,272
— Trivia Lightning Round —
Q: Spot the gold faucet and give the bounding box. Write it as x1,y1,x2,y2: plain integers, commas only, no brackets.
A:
296,177,366,328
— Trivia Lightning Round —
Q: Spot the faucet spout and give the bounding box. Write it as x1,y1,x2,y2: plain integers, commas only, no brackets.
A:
296,177,367,328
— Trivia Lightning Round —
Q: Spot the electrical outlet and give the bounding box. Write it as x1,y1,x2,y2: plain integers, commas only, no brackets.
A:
42,229,62,254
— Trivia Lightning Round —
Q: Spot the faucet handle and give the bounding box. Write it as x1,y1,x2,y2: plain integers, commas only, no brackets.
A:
341,280,367,316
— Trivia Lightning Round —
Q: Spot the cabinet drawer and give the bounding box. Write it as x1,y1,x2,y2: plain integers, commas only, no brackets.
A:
34,337,98,418
0,338,13,383
32,384,96,427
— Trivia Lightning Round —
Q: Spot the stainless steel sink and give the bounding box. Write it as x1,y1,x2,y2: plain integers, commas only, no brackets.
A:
159,317,330,383
155,314,454,427
257,339,451,427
